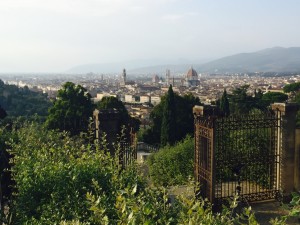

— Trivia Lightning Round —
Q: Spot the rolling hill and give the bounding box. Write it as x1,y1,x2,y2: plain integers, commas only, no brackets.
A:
197,47,300,73
66,47,300,74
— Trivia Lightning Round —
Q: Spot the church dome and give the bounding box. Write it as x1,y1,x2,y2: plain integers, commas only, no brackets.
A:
186,67,198,79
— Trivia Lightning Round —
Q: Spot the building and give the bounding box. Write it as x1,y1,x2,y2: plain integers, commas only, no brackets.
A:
184,67,200,87
166,69,171,86
93,93,117,103
152,75,160,83
120,68,126,86
150,96,161,106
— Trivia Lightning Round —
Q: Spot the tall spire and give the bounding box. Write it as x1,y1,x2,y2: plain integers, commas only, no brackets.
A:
122,68,126,86
166,69,170,86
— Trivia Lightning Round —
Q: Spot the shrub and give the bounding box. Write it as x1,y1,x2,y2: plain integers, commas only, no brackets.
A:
9,122,144,224
147,136,194,186
5,122,263,225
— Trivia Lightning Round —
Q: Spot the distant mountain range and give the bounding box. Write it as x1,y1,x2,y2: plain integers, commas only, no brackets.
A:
67,47,300,74
198,47,300,73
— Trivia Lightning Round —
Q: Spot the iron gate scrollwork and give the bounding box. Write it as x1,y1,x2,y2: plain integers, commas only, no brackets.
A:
194,107,282,205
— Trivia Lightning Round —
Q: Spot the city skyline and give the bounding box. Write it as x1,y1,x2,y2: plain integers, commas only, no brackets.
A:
0,0,300,73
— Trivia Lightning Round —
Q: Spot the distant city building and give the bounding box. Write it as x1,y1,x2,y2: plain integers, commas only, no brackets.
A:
93,93,117,102
140,95,150,104
120,68,126,86
150,96,161,106
125,94,134,103
166,69,171,86
184,66,200,87
152,74,159,83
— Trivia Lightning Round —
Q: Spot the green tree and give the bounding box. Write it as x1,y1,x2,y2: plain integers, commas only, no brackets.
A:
96,96,129,123
0,80,51,118
45,82,93,135
0,128,10,213
161,85,176,146
220,89,230,116
282,82,300,126
283,82,300,95
142,100,164,145
96,96,140,132
261,92,288,107
142,91,200,146
0,105,7,119
230,85,256,115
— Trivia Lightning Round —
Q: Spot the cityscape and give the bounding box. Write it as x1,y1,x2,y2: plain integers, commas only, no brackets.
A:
1,0,300,224
1,68,299,127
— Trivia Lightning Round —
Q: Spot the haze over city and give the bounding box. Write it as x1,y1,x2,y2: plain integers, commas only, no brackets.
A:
0,0,300,73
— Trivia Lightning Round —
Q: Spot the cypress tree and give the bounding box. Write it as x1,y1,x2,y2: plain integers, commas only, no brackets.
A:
0,105,7,119
220,89,230,116
161,85,176,146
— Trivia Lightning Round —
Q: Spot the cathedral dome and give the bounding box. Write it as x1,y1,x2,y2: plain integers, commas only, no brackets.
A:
186,67,198,79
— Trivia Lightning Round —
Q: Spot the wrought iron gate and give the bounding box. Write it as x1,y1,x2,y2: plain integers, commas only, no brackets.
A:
120,130,137,169
194,107,282,205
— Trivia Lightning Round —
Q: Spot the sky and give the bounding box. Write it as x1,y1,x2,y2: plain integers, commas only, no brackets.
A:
0,0,300,73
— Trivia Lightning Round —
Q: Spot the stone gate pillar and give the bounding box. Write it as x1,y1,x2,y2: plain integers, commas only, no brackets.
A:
272,103,299,196
93,109,121,155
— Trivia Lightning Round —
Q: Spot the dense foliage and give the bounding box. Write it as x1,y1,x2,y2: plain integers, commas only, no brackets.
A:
96,96,127,116
229,85,259,114
283,82,300,126
0,122,263,224
219,85,288,115
220,89,230,116
283,82,300,94
142,89,200,146
0,80,51,117
1,121,299,224
96,96,140,131
0,126,13,211
8,122,145,224
147,136,194,186
46,82,93,135
0,105,7,119
160,85,176,146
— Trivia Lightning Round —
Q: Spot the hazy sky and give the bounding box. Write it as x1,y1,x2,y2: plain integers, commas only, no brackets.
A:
0,0,300,72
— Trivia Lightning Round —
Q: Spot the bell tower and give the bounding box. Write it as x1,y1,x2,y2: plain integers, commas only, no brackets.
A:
121,68,126,86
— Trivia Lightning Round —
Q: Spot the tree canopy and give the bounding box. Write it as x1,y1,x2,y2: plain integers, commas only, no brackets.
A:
96,96,129,123
160,85,176,146
261,92,288,106
45,82,93,135
0,105,7,119
220,89,230,116
230,85,256,114
217,86,289,115
0,80,51,118
96,96,140,132
141,88,200,146
283,82,300,94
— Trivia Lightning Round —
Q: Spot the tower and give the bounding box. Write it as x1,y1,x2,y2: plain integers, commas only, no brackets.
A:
166,69,170,86
121,68,126,86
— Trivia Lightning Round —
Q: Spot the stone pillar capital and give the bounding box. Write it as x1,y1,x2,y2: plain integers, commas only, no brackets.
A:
271,103,299,115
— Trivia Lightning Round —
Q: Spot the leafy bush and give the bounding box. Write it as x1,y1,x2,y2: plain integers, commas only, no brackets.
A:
147,136,194,186
87,187,260,225
4,122,273,225
9,122,144,224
